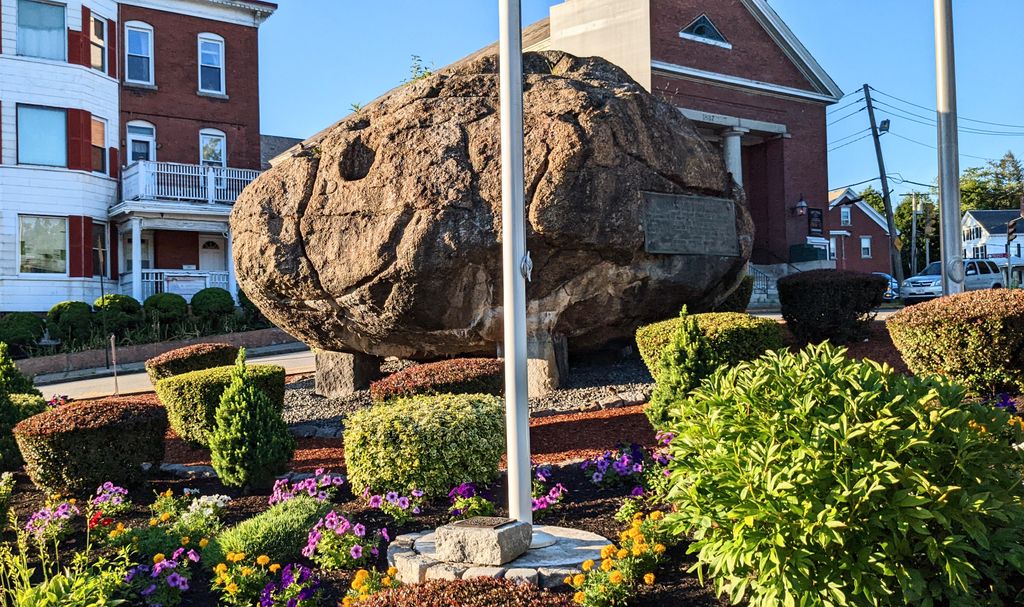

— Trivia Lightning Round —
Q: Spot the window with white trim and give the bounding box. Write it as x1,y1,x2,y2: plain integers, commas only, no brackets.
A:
860,236,872,259
198,33,225,94
840,206,851,226
17,0,66,61
17,105,67,167
125,21,154,84
92,222,108,277
19,215,67,274
90,14,107,72
91,117,107,174
127,121,156,162
828,237,837,260
200,129,226,167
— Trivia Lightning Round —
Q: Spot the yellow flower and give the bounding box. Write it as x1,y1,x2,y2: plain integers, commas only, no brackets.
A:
215,563,227,574
242,567,254,577
153,553,165,564
355,569,369,581
116,523,125,532
573,573,586,586
649,510,664,521
160,512,171,522
582,560,594,572
633,512,644,521
199,538,209,549
351,580,363,591
632,546,643,556
609,571,624,585
601,545,615,559
654,544,666,554
387,566,397,577
69,499,77,505
226,583,238,595
563,576,573,585
601,559,614,572
644,572,656,585
229,552,246,563
342,599,353,607
257,555,270,566
616,549,628,559
573,592,585,604
149,518,158,527
382,576,392,587
269,564,281,574
163,489,173,498
181,536,190,545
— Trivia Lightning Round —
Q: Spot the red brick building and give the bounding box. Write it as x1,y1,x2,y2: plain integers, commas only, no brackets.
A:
825,188,894,274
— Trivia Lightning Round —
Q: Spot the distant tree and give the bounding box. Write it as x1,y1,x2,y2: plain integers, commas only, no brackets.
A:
960,151,1024,211
859,185,886,216
894,193,940,275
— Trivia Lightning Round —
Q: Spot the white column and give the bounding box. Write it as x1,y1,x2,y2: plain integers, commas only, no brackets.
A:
131,217,143,302
722,128,749,187
226,230,237,303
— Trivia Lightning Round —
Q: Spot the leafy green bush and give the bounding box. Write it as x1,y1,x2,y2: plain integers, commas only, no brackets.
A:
0,471,14,522
145,342,240,383
663,343,1024,606
0,393,47,471
0,342,39,396
238,288,270,329
778,269,886,344
357,578,574,607
154,363,284,446
93,294,144,337
191,287,235,330
888,289,1024,395
344,393,504,496
47,301,93,346
210,496,329,565
636,312,784,378
13,397,166,493
645,309,714,429
714,275,754,313
144,292,189,327
0,313,45,352
369,358,504,403
209,351,295,490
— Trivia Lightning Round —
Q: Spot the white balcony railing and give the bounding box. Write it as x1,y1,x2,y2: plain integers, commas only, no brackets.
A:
120,270,230,302
121,161,261,205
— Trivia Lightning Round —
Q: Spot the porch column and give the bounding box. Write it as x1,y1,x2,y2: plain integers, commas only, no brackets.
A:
722,128,749,187
226,230,238,303
131,217,143,302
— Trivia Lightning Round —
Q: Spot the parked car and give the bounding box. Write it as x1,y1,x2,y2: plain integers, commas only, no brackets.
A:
872,272,900,301
902,259,1003,302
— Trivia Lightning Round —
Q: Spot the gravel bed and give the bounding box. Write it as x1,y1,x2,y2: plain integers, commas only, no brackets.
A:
282,377,371,425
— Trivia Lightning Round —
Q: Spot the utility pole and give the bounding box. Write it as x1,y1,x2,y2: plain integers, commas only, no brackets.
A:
863,84,904,292
910,193,919,275
934,0,964,295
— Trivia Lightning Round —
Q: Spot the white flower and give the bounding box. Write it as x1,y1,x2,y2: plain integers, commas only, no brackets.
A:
1013,442,1024,452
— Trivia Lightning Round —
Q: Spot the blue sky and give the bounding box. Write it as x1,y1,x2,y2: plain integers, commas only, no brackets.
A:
258,1,1024,204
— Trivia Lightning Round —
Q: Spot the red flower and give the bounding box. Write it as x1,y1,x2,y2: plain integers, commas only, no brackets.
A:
88,511,103,529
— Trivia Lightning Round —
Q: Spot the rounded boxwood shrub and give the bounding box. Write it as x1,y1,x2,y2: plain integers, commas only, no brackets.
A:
0,342,39,396
369,358,504,403
154,364,285,446
663,342,1024,606
93,294,144,336
0,393,47,471
191,287,235,328
144,292,189,326
13,397,166,493
636,311,785,378
47,301,93,346
714,274,754,313
210,496,329,566
888,289,1024,394
357,578,574,607
344,393,505,496
0,312,45,351
777,269,886,344
145,342,240,383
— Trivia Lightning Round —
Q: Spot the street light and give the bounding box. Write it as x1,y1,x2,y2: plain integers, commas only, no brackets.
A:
792,195,809,217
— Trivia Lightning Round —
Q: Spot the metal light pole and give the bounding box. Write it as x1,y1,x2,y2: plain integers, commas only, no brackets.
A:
498,0,533,525
934,0,964,295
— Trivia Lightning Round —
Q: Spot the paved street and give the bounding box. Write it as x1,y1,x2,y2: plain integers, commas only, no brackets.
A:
39,349,315,401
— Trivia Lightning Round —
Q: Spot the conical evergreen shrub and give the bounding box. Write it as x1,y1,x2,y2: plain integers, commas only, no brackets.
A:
645,307,714,429
209,349,295,490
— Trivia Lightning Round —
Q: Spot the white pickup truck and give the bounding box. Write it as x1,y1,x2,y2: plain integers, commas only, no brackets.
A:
902,259,1003,303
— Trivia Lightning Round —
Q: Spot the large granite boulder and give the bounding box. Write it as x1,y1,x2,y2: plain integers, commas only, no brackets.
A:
231,50,753,363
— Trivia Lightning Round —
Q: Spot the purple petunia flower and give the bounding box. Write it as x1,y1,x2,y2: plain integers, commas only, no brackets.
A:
397,496,410,509
412,506,421,515
141,584,157,597
353,523,365,537
368,495,383,508
411,489,424,497
381,527,390,542
385,492,399,504
592,472,603,483
350,544,363,559
631,486,645,497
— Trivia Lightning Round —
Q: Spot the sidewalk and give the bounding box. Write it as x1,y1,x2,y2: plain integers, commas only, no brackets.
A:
37,347,316,401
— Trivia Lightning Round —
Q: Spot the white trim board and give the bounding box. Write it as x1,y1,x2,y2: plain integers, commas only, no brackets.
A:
117,0,275,27
652,60,838,104
677,107,787,135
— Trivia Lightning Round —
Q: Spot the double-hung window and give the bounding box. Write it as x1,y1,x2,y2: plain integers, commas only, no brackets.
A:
19,216,67,275
17,0,66,61
860,236,872,259
125,22,154,84
127,121,156,162
91,117,107,173
840,207,851,226
200,129,227,167
17,105,67,167
198,33,225,94
92,222,108,277
90,14,106,72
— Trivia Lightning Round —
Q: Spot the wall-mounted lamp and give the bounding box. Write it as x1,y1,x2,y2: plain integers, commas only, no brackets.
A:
792,195,809,217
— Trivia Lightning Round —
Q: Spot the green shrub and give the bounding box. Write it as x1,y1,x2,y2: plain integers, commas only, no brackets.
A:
145,342,240,383
93,294,144,337
210,496,329,565
663,343,1024,606
778,269,886,344
238,288,270,329
636,312,785,378
370,358,504,403
0,471,14,522
357,578,574,607
0,312,45,351
154,363,284,446
191,287,235,330
645,309,714,429
13,397,166,493
0,342,39,396
209,351,295,490
344,393,504,496
714,275,754,313
888,289,1024,395
143,292,189,327
47,301,93,346
0,393,47,471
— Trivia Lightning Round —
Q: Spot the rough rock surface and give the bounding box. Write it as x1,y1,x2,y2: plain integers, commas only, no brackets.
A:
232,50,753,359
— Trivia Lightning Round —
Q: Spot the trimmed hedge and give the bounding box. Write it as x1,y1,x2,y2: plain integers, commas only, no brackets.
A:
47,301,93,346
13,397,166,493
145,342,240,383
94,294,144,336
191,288,235,327
714,275,754,313
154,364,285,446
344,393,505,496
210,496,329,566
357,579,574,607
369,358,504,403
0,342,39,397
0,312,45,350
887,289,1024,394
778,270,886,344
1,393,47,471
636,312,785,378
144,292,189,326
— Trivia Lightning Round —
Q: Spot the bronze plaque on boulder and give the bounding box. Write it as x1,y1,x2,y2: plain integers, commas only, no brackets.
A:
642,193,739,257
450,516,516,529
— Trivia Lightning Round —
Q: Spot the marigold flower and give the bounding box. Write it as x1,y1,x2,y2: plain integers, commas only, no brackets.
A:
181,536,190,545
573,591,585,604
199,538,209,549
387,566,398,577
649,510,664,521
616,548,628,559
342,599,353,607
226,582,238,595
632,546,643,556
582,559,594,572
159,512,171,522
256,555,270,566
269,564,281,574
644,572,655,585
242,567,253,577
601,559,614,572
654,543,666,554
633,512,644,521
149,518,158,527
573,573,586,586
382,576,392,587
153,553,165,564
609,571,624,584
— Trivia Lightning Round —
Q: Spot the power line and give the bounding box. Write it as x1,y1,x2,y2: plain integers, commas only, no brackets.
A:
829,127,871,145
873,100,1024,137
871,87,1024,130
828,132,873,152
887,131,997,163
828,96,865,115
827,106,866,127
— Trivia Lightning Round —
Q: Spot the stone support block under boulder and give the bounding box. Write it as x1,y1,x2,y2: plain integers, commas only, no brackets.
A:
314,351,382,398
435,520,532,566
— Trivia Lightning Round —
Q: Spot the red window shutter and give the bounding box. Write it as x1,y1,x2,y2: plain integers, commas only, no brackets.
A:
109,224,120,280
108,147,120,178
67,28,81,65
83,220,94,277
66,109,92,171
80,7,92,67
68,217,85,277
107,21,117,79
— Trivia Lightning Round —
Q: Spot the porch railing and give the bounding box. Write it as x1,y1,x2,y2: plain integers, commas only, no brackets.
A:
120,270,230,302
749,265,775,294
121,161,261,205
